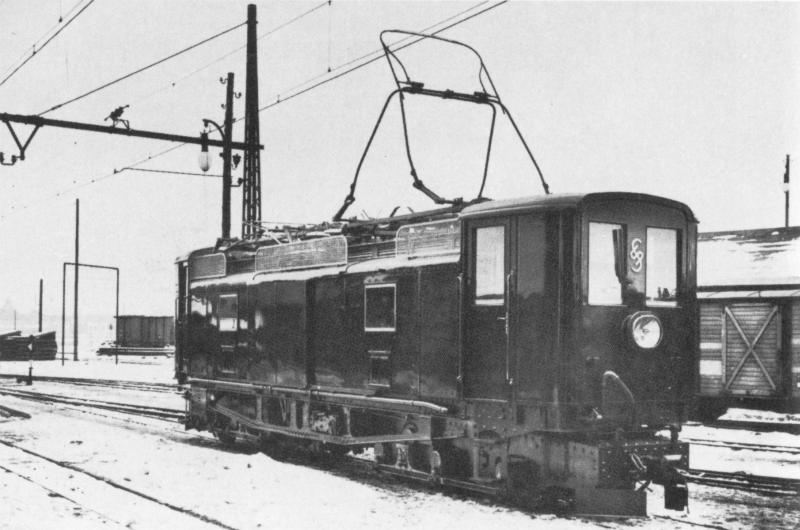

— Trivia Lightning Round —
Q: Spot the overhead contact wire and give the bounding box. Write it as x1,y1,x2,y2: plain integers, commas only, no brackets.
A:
38,21,247,116
258,1,504,112
0,0,87,80
259,2,488,108
2,1,504,220
0,0,96,88
132,0,329,107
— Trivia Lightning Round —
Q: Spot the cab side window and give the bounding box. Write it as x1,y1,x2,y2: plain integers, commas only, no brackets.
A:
474,225,505,305
218,294,238,331
364,284,396,332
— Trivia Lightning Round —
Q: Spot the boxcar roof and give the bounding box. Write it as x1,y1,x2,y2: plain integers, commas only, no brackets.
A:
460,192,697,221
698,225,800,290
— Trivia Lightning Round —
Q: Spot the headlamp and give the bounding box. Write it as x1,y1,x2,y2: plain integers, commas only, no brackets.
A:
629,312,663,349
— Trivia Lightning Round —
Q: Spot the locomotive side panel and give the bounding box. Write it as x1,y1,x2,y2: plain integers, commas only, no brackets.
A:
311,276,369,390
273,281,308,387
793,300,800,404
249,282,278,384
381,273,419,396
513,213,559,402
418,263,460,401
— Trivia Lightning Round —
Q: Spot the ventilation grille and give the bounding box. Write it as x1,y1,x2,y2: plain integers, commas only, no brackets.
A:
255,236,348,273
189,253,226,280
396,219,460,257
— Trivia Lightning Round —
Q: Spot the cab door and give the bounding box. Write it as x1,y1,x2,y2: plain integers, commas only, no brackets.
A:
463,217,512,399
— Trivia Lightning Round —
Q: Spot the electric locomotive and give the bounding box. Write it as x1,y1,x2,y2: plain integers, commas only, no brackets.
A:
175,32,696,516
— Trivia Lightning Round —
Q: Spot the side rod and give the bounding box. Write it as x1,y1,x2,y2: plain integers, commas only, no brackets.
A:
0,112,261,151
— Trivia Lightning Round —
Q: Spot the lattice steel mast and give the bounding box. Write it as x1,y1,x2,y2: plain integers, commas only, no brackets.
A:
242,4,262,238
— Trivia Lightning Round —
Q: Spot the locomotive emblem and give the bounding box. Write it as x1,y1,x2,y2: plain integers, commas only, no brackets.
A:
630,238,644,272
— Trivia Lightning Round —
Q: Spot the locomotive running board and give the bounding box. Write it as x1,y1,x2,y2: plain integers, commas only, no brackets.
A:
212,404,438,446
189,377,449,415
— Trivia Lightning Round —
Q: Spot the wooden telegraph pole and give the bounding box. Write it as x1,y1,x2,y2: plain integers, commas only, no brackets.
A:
785,154,791,228
38,278,43,333
73,198,79,361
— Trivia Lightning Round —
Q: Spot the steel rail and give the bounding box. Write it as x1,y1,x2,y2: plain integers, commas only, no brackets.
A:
0,387,183,422
0,438,237,530
0,373,179,393
684,468,800,496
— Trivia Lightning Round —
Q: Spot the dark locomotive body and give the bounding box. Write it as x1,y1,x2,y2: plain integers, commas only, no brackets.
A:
176,191,697,515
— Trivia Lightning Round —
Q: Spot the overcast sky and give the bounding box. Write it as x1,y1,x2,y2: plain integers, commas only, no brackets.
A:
0,1,798,322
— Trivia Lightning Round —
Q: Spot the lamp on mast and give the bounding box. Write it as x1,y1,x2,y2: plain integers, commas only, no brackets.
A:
198,131,211,172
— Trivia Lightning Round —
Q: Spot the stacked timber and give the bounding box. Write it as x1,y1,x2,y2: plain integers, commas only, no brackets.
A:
0,331,58,360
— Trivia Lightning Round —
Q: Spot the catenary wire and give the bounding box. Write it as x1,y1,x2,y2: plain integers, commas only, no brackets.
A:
0,0,87,80
0,0,96,88
38,21,247,116
131,0,330,107
1,1,504,220
257,1,505,113
1,0,329,219
273,1,489,101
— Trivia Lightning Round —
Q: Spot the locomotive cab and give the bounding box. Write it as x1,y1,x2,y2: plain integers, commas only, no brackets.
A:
575,194,697,431
459,192,696,514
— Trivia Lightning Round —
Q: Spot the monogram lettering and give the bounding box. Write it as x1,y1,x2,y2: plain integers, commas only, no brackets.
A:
630,238,644,272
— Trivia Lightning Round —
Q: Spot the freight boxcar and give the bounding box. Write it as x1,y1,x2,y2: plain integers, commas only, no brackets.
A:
696,226,800,416
116,315,174,348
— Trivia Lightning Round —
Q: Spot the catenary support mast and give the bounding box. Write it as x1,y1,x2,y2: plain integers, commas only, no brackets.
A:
241,3,262,238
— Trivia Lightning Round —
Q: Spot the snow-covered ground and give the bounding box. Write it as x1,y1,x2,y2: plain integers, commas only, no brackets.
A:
0,353,176,385
0,355,798,529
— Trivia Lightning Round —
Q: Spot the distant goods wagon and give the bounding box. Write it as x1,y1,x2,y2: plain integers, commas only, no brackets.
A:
696,226,800,416
116,315,174,348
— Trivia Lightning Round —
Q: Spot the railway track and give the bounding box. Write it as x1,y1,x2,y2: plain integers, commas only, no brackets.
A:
683,436,800,455
708,419,800,435
4,377,798,505
684,468,800,496
0,386,184,422
0,438,235,529
0,373,179,394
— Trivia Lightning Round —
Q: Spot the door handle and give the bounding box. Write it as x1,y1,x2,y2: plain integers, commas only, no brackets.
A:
504,270,514,383
503,270,514,336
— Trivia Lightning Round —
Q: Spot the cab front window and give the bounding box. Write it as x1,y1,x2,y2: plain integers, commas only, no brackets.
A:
588,222,623,305
646,227,678,306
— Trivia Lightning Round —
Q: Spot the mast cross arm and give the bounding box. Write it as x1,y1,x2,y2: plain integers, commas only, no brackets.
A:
0,112,262,165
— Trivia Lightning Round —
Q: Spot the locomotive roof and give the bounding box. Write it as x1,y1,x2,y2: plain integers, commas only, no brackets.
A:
459,192,697,221
189,252,460,289
698,225,800,291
